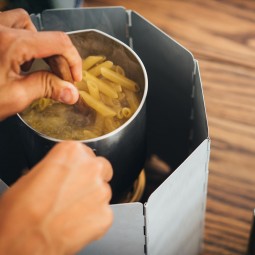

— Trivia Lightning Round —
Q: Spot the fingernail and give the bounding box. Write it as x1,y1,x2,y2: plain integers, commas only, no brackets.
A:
59,82,78,104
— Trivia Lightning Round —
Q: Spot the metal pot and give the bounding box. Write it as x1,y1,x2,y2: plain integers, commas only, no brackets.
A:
17,29,148,202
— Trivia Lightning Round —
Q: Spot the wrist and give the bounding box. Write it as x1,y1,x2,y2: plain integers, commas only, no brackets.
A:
0,226,53,255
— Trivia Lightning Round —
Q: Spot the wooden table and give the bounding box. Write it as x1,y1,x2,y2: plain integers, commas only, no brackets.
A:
84,1,255,254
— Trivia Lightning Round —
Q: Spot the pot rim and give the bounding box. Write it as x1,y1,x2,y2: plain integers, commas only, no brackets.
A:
17,29,148,143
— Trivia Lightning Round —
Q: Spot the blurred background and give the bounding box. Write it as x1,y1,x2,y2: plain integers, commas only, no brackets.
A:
1,0,255,254
0,0,82,13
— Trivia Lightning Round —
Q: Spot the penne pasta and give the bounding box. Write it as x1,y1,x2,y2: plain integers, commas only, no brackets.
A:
88,60,113,77
122,107,132,118
79,91,116,117
124,89,140,113
115,65,125,76
101,78,122,93
84,71,118,99
101,67,139,92
116,109,124,119
87,80,100,100
82,55,106,70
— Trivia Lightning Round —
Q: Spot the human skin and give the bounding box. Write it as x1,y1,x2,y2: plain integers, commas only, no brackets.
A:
0,9,114,255
0,141,113,255
0,8,82,120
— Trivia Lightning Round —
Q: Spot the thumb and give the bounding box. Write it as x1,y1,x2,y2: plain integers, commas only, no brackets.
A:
22,70,79,104
0,71,79,120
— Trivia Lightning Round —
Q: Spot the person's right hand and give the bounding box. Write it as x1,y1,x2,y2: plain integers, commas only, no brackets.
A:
0,9,82,121
0,141,113,255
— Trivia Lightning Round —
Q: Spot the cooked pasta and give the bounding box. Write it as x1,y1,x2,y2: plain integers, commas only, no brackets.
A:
87,80,100,100
88,60,113,77
79,91,116,117
82,55,105,70
21,55,142,140
84,71,118,99
101,67,139,92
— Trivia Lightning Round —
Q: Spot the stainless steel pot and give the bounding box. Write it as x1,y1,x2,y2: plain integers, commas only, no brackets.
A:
17,29,148,202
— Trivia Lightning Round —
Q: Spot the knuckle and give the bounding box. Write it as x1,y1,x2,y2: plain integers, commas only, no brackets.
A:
53,141,83,159
0,30,15,45
93,158,105,172
83,144,95,156
15,8,30,21
96,157,111,170
96,156,113,178
94,181,112,204
38,71,54,98
56,31,72,48
56,141,83,153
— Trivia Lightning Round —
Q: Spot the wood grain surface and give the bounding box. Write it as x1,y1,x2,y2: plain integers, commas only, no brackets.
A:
84,1,255,254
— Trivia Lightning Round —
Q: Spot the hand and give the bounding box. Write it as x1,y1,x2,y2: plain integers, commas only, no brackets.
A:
0,141,113,255
0,9,82,120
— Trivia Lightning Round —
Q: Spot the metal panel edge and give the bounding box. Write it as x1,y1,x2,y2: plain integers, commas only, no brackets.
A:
30,13,42,30
193,60,210,253
0,179,8,195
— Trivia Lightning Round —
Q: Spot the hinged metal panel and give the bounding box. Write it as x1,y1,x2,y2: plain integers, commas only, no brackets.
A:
130,11,195,170
79,203,145,255
39,7,128,45
145,139,210,255
30,13,42,30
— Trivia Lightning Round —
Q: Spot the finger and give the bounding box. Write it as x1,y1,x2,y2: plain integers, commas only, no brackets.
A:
50,143,112,182
45,55,74,83
96,157,113,183
12,31,82,82
46,141,96,164
81,144,97,158
102,182,112,203
22,71,80,103
0,71,79,120
0,9,36,31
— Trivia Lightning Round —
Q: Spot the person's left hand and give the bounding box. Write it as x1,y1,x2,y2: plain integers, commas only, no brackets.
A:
0,141,113,255
0,9,82,120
